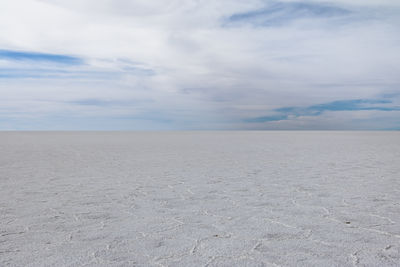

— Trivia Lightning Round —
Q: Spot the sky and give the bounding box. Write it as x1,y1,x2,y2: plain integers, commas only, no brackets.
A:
0,0,399,130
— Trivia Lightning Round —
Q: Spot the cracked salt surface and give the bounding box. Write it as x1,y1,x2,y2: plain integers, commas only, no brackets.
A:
1,131,400,266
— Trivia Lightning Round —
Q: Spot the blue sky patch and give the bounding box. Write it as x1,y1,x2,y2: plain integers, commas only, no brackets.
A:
0,49,83,65
227,2,351,27
247,99,400,123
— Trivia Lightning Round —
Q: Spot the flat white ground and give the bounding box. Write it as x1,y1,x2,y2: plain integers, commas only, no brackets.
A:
1,132,400,266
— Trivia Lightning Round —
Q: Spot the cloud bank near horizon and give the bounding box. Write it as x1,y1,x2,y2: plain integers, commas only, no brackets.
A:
0,0,399,130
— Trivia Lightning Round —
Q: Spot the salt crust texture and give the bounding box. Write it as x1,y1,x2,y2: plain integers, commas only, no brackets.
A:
1,132,400,266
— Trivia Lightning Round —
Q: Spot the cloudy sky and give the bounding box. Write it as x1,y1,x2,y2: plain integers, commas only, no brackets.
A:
1,0,399,130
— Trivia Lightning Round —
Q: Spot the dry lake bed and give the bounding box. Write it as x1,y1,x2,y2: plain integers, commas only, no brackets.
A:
1,131,400,266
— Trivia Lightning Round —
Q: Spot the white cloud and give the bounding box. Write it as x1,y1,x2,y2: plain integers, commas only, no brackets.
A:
0,0,399,129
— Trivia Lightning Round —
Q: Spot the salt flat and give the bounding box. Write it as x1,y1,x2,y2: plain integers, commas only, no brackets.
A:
1,131,399,266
